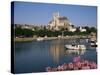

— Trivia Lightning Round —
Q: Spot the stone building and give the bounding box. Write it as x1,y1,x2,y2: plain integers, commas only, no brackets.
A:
48,12,71,31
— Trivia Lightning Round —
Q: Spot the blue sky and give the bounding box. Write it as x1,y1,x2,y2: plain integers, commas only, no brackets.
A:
13,1,97,27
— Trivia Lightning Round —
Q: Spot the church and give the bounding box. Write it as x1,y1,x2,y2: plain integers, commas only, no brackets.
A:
48,12,75,31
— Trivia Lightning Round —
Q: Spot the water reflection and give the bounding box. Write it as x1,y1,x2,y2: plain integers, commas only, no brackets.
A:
66,49,86,55
49,40,65,64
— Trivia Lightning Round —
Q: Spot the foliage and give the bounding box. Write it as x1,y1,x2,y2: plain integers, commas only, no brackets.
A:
14,25,97,37
15,27,33,37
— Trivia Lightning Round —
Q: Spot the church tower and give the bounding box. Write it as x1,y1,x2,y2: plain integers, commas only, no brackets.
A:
53,12,59,20
53,12,59,27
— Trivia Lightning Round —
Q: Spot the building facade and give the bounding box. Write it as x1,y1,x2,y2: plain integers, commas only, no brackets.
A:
48,12,71,31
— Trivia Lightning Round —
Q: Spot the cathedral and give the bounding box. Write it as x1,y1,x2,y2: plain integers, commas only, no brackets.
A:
48,12,71,31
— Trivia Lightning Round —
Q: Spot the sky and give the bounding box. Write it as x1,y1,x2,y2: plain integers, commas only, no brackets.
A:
13,1,97,27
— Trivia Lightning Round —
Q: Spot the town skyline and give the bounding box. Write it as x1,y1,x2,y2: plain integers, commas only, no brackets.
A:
13,1,97,27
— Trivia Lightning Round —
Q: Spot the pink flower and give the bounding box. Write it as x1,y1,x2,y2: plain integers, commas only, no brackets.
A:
73,56,81,62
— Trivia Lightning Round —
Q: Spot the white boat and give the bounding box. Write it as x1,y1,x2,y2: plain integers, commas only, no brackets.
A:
65,44,86,50
90,40,97,47
37,37,44,41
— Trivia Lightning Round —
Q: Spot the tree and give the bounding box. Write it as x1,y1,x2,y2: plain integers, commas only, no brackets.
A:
90,27,97,33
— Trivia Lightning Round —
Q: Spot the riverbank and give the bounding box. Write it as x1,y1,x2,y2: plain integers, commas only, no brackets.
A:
14,38,36,42
14,37,59,42
14,35,91,42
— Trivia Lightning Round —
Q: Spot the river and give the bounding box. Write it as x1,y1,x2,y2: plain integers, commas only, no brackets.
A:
14,39,97,73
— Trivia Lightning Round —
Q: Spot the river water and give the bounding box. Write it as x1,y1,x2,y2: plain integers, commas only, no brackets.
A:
14,39,97,73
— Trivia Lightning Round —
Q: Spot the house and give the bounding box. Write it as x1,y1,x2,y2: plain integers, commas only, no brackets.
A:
79,27,86,32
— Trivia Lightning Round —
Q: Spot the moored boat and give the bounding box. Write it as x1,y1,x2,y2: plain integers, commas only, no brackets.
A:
37,37,44,41
90,40,97,47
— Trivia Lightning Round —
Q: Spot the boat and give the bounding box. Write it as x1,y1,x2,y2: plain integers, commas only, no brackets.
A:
37,37,44,41
90,40,97,47
65,44,86,50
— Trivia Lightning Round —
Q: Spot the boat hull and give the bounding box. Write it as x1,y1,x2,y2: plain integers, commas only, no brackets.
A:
65,45,86,50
